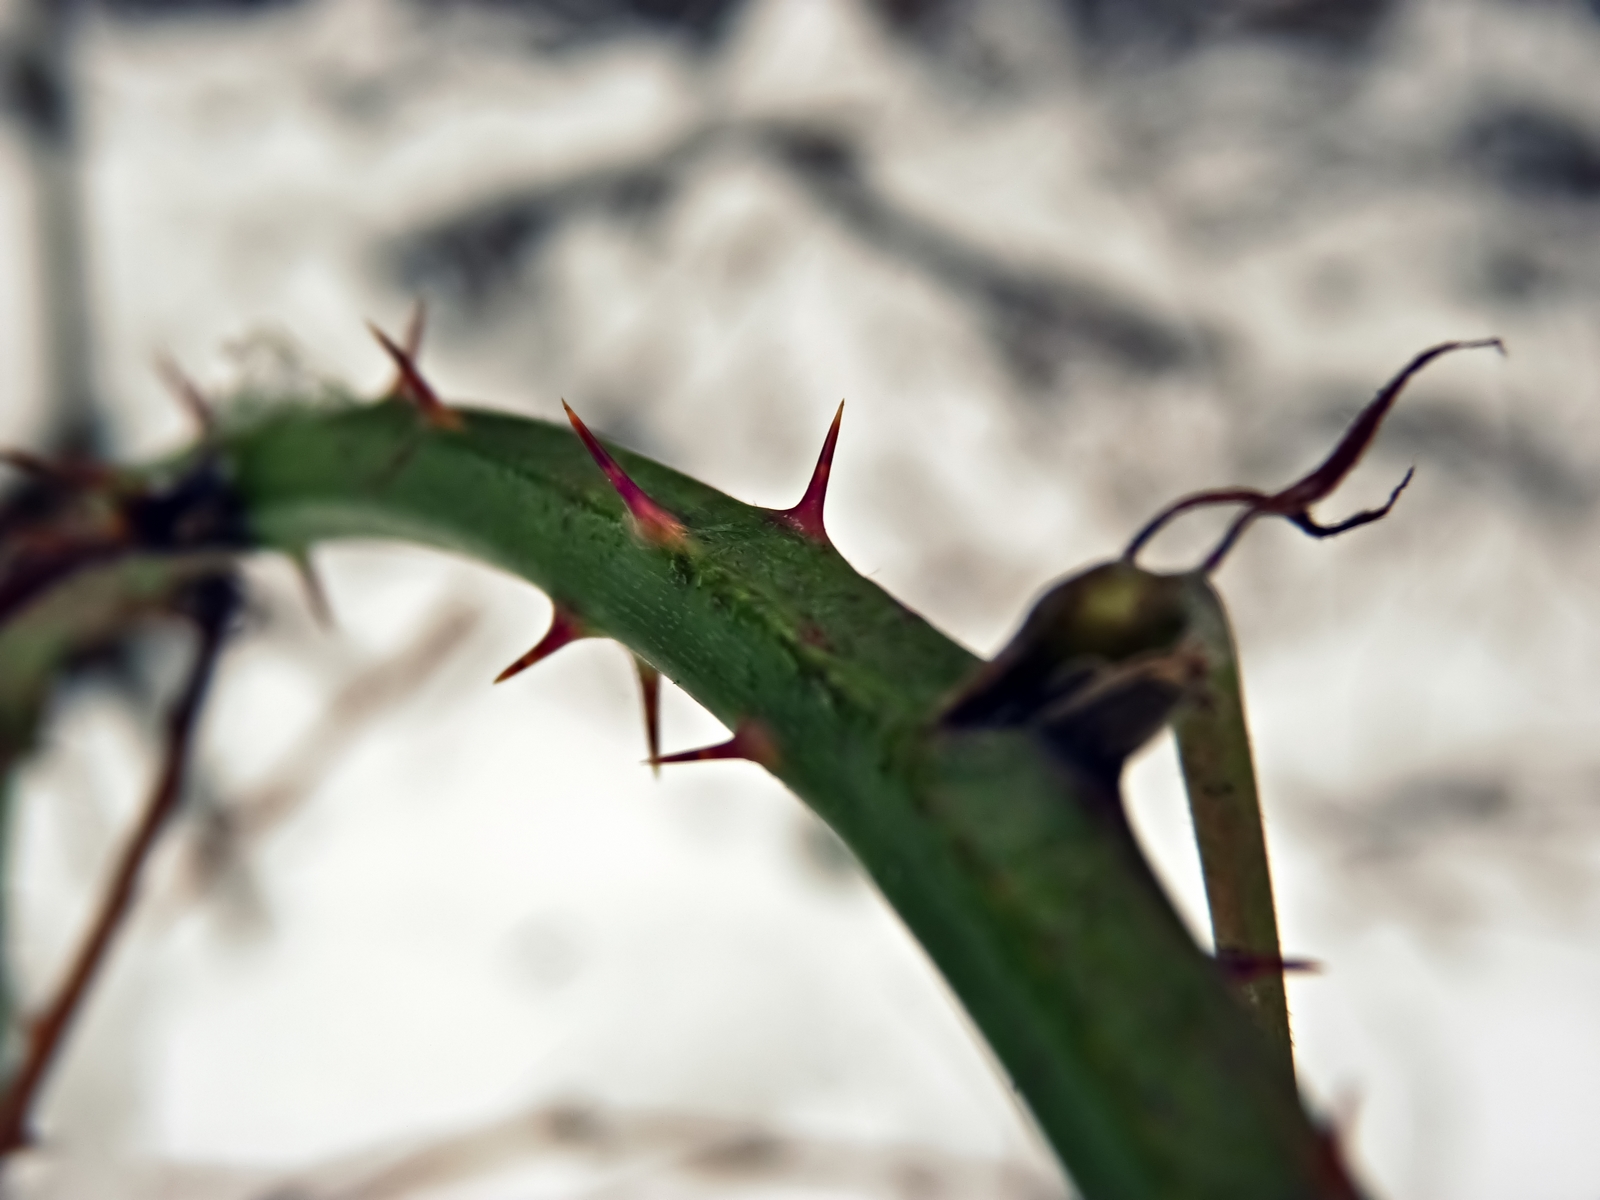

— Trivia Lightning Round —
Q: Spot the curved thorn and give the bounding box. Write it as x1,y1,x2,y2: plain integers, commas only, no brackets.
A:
651,719,779,770
633,655,662,777
368,321,462,431
561,401,688,549
770,401,844,542
495,604,587,683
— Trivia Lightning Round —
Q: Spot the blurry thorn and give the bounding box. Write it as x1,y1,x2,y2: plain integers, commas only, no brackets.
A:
0,448,112,489
770,401,843,543
1123,338,1504,571
495,603,587,683
1213,949,1321,983
1312,1119,1364,1200
402,298,427,360
634,655,662,777
561,401,687,549
368,321,463,431
289,547,334,630
154,355,217,440
652,718,779,770
0,449,57,478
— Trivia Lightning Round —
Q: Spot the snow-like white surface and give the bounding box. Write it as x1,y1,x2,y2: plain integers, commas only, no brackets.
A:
7,0,1600,1195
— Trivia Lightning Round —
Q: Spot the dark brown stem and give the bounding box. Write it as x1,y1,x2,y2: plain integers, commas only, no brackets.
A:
1122,487,1266,564
0,575,236,1154
1124,339,1502,572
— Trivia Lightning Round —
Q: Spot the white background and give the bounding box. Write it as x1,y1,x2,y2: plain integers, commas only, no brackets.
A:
4,0,1600,1195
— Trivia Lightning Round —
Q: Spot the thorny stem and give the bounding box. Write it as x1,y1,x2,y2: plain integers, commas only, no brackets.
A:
1123,339,1503,571
223,400,1341,1195
0,575,237,1154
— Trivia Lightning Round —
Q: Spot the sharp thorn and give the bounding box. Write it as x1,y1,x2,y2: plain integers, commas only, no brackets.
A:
651,718,779,770
633,655,662,777
289,548,334,629
561,401,688,549
154,354,218,439
770,401,843,543
368,321,463,431
495,604,587,684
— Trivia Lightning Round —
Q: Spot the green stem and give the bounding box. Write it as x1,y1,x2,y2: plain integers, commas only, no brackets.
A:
1173,578,1295,1081
213,397,1350,1198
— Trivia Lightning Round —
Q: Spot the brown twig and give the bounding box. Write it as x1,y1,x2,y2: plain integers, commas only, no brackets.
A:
0,575,237,1154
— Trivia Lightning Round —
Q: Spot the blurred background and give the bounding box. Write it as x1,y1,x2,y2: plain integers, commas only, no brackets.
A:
3,0,1600,1195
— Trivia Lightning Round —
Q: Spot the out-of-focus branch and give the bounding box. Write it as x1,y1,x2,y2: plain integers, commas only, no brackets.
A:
277,1101,1066,1200
392,120,1200,387
0,573,237,1154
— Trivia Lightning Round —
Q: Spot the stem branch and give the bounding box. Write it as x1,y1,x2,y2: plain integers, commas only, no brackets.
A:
0,575,235,1154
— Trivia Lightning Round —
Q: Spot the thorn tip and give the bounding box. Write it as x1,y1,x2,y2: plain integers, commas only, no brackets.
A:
369,320,462,431
561,401,688,548
495,604,587,683
154,354,217,438
771,401,843,542
633,656,662,776
651,719,779,770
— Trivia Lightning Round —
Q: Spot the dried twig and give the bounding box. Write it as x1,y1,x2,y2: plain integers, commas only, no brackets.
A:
1124,339,1505,571
0,575,238,1153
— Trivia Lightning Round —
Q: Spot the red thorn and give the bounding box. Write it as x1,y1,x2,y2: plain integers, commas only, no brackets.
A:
651,719,779,770
495,605,587,683
770,401,843,542
634,656,662,777
368,321,463,431
154,355,217,439
561,401,688,549
1312,1125,1364,1200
